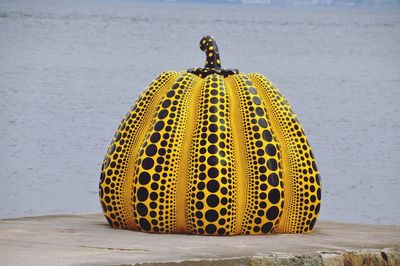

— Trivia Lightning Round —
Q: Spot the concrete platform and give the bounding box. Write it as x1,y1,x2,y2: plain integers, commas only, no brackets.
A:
0,214,399,265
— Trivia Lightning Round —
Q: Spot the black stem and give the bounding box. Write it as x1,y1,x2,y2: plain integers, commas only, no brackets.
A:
200,35,221,70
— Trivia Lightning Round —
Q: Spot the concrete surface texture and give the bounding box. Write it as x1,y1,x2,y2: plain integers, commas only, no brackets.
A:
0,214,399,266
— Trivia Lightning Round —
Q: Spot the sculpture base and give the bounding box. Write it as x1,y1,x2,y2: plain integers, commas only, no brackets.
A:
1,214,399,265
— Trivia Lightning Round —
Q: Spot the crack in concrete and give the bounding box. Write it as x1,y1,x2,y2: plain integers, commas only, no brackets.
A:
79,245,149,252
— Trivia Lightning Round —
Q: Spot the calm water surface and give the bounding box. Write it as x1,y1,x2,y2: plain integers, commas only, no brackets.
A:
0,0,399,225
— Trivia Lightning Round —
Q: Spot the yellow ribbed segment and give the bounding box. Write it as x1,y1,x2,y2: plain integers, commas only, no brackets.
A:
185,74,238,235
227,74,284,235
99,71,179,229
249,74,293,233
249,73,321,233
176,74,203,233
224,76,247,234
132,73,198,233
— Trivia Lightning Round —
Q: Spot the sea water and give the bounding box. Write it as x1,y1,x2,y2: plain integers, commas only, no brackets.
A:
0,0,399,225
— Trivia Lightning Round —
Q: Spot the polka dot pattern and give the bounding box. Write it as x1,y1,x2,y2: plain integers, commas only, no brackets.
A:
186,74,238,235
99,71,178,229
227,74,284,234
132,73,197,233
100,70,321,235
249,73,321,233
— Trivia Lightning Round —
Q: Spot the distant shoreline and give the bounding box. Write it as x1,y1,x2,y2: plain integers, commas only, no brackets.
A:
144,0,400,7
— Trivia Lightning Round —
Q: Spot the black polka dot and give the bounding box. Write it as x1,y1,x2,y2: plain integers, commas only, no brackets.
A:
108,144,116,155
172,82,180,90
138,172,151,185
259,166,266,174
158,110,168,119
207,180,220,193
309,218,317,230
316,174,321,185
268,189,280,204
150,133,161,143
256,107,264,116
312,161,318,172
267,159,278,171
196,191,205,200
196,201,204,210
256,140,263,148
265,144,276,156
137,187,148,201
205,210,218,222
253,96,261,105
208,167,219,178
262,130,272,142
310,195,316,203
209,115,218,122
146,144,157,156
150,192,158,201
207,156,219,166
196,211,203,219
104,196,110,203
197,182,205,190
139,218,151,231
154,121,164,131
208,134,218,143
167,90,175,98
315,204,320,215
157,148,165,156
206,194,219,207
268,173,279,187
249,87,257,94
142,158,154,170
136,203,148,216
205,224,217,234
152,174,160,181
258,118,267,128
266,206,279,220
209,124,218,132
107,169,114,176
162,99,171,108
209,106,218,113
261,222,273,233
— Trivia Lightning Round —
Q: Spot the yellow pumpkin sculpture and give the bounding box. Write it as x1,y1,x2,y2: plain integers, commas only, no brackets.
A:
99,36,321,235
